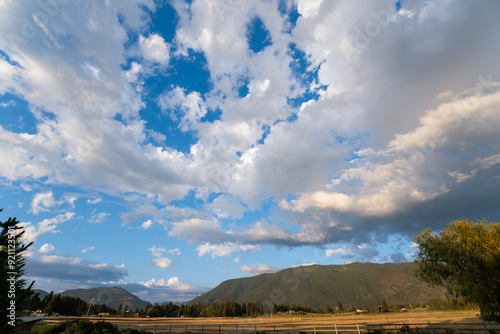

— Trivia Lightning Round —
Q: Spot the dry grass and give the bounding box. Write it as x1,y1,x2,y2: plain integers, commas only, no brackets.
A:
44,310,482,327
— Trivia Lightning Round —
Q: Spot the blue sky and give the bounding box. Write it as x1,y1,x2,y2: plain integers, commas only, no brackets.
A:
1,0,500,304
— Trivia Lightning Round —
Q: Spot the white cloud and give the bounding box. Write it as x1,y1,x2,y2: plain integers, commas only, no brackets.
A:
31,192,56,214
140,219,153,229
39,243,55,254
139,34,169,65
149,245,166,258
158,87,207,132
87,197,102,204
21,212,75,243
31,192,78,214
281,87,500,218
297,0,323,18
149,245,174,268
325,247,347,257
125,62,142,83
0,100,16,107
168,248,181,255
88,212,110,224
151,257,174,268
82,246,95,254
325,244,379,262
240,263,280,276
196,242,260,258
169,218,224,243
205,194,246,219
133,276,210,302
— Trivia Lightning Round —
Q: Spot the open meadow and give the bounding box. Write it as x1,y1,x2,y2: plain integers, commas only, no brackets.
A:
38,310,500,333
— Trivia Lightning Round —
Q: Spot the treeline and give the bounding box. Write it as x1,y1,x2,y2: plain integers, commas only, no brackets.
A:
24,291,116,316
272,304,314,314
142,300,265,318
23,292,476,318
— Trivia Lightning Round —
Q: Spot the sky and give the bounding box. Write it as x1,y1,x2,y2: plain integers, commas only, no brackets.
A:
0,0,499,304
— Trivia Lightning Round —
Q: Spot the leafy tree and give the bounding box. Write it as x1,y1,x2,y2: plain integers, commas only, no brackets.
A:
413,219,500,321
381,298,389,312
337,301,344,313
1,210,34,332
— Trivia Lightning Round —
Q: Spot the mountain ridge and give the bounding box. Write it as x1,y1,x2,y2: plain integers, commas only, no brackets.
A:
189,262,446,309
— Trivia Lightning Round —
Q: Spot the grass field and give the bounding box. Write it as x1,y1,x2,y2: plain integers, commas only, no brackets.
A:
36,309,498,333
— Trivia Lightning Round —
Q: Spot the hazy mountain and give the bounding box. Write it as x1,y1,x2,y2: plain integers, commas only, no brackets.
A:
190,262,446,309
61,286,150,310
33,289,49,299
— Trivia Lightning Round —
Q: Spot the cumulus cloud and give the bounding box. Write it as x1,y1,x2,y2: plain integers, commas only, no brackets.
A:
158,87,207,132
139,34,170,65
125,277,210,303
149,245,174,268
139,219,153,229
39,244,55,254
31,192,56,215
31,192,78,215
281,86,500,225
1,0,500,276
151,257,174,268
204,194,247,220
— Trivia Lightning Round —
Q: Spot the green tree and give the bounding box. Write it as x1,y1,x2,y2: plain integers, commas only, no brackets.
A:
381,298,389,312
1,210,34,332
413,219,500,321
337,301,344,313
117,303,123,315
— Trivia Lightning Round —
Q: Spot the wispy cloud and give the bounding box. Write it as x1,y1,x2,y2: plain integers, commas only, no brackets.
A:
21,212,75,243
240,263,281,276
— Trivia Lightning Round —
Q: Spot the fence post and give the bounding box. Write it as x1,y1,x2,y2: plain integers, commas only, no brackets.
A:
314,325,316,334
428,321,435,334
237,324,239,334
356,323,360,334
219,324,221,334
202,325,205,334
402,322,408,333
186,324,188,333
334,323,338,334
379,323,384,334
482,321,491,334
170,323,172,334
454,322,461,334
293,325,296,334
274,324,276,334
155,323,157,334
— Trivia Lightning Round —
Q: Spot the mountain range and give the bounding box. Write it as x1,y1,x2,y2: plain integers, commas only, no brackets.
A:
34,287,150,311
189,262,446,309
33,262,446,311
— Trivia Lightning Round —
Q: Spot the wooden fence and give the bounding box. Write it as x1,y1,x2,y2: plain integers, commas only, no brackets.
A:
110,321,500,334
